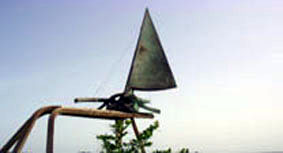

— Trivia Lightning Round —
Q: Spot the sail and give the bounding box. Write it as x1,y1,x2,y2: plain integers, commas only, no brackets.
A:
125,9,177,91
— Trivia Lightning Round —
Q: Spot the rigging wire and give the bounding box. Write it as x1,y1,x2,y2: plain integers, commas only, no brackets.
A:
94,8,165,98
94,28,139,96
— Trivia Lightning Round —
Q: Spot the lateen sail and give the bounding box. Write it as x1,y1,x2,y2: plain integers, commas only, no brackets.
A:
126,9,177,91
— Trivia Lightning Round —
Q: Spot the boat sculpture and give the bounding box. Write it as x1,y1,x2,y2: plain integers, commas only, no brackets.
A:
0,8,176,153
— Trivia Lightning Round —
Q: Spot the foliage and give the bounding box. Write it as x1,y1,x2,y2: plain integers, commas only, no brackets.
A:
96,119,190,153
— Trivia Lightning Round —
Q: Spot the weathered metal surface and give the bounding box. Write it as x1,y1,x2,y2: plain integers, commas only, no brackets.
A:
131,118,146,153
54,107,153,119
46,107,153,153
0,106,61,153
12,106,61,153
74,97,107,103
0,106,153,153
126,8,177,91
0,117,32,153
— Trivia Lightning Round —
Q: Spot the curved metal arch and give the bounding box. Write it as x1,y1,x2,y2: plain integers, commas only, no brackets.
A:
46,107,153,153
0,105,61,153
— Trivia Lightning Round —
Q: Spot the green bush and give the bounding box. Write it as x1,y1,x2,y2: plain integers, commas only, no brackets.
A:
96,119,189,153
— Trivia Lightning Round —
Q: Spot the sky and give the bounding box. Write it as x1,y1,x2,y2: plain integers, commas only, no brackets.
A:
0,0,280,153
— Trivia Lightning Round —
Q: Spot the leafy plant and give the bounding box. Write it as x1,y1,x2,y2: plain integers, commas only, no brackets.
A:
96,119,189,153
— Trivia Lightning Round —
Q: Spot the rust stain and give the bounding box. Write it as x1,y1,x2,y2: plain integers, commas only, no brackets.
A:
139,45,147,55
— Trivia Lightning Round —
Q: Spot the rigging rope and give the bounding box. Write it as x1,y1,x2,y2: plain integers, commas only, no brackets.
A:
94,29,139,96
94,9,165,97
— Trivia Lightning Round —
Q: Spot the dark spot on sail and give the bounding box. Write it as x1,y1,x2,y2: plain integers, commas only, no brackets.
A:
139,45,147,55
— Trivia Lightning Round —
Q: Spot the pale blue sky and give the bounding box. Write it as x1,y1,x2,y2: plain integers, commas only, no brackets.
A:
0,0,280,153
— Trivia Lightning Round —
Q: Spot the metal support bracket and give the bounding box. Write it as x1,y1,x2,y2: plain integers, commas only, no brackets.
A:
1,106,153,153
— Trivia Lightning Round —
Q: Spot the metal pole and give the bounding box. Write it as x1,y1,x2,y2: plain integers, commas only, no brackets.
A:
46,109,60,153
13,106,61,153
46,107,153,153
0,118,31,153
0,106,60,153
131,118,146,153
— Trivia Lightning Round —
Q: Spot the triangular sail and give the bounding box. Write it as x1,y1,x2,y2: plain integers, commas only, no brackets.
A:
125,9,177,92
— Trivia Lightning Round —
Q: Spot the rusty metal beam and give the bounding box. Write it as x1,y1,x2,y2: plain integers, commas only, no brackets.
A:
0,106,61,153
1,106,153,153
131,118,146,153
13,106,61,153
0,116,32,153
46,107,153,153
